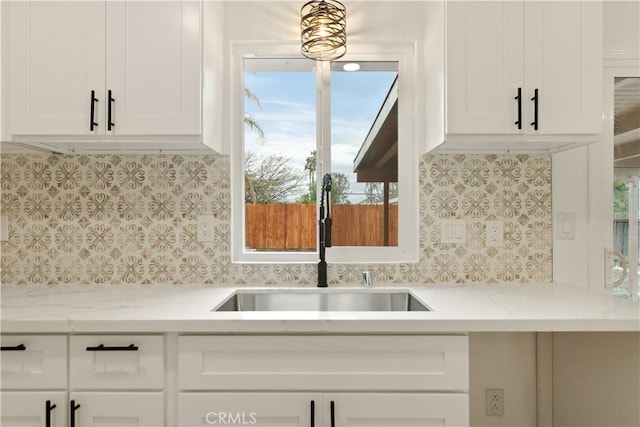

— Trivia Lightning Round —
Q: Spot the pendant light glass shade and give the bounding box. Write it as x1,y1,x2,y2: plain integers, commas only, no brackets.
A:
301,0,346,61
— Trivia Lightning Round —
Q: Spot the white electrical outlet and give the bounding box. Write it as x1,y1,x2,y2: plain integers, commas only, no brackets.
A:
197,215,215,242
486,220,504,247
0,216,8,242
486,388,504,416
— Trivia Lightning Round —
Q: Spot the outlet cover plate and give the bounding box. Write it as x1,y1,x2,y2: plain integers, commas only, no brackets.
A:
486,220,504,247
486,388,504,416
197,215,215,242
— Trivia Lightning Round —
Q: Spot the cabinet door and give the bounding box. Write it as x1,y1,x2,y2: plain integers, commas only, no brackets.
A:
105,0,201,135
0,392,67,427
524,1,602,134
7,1,105,136
179,393,320,427
326,393,469,427
446,1,524,135
69,392,163,427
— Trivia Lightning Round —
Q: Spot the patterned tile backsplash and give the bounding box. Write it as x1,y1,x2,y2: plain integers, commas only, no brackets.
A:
0,153,552,285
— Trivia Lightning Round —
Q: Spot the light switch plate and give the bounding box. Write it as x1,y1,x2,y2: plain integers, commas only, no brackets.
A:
557,212,575,240
441,219,465,244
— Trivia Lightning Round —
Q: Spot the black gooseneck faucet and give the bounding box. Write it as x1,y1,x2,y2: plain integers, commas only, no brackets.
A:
318,173,332,287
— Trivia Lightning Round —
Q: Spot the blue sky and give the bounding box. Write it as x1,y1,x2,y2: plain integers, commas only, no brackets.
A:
244,67,396,203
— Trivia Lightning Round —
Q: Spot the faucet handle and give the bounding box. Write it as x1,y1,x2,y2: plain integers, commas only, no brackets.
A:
362,271,372,287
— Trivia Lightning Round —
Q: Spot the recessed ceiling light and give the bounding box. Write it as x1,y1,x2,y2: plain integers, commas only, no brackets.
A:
343,63,360,72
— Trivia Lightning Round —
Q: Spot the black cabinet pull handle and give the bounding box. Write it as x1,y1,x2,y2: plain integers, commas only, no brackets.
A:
514,87,522,129
530,88,539,130
107,90,115,131
45,400,56,427
1,344,26,351
330,400,335,427
310,400,315,427
90,90,98,131
70,400,80,427
85,344,139,351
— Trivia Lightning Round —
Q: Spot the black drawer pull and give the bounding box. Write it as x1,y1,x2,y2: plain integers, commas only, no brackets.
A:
514,87,522,129
90,90,99,131
45,400,57,427
330,400,336,427
1,344,26,351
107,89,115,131
70,400,80,427
85,344,139,351
310,400,315,427
530,88,539,130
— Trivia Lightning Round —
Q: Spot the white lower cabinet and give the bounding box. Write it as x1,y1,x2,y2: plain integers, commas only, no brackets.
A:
1,334,165,426
178,335,470,426
2,334,470,426
0,392,67,427
178,392,468,426
69,392,164,427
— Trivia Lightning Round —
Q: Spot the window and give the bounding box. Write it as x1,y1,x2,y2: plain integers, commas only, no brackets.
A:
231,43,419,264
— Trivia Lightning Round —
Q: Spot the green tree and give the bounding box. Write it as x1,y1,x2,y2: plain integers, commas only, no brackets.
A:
304,150,317,188
614,181,629,213
331,172,351,204
363,182,398,204
297,150,351,204
298,150,318,204
245,151,304,203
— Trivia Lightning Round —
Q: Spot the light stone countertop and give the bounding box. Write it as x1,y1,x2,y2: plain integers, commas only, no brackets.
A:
1,282,639,333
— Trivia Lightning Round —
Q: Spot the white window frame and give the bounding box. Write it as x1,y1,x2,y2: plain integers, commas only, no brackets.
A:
230,41,419,264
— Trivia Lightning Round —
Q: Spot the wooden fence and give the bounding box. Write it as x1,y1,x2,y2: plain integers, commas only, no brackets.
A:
245,203,398,250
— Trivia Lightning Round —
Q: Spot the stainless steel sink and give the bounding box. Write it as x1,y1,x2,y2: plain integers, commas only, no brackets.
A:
212,289,431,312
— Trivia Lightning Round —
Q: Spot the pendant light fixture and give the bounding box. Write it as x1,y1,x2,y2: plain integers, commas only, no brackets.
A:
300,0,347,61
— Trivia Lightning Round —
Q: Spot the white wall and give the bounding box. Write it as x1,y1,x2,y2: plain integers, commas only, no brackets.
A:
553,332,640,427
469,333,537,427
554,1,640,290
552,146,590,285
603,1,640,57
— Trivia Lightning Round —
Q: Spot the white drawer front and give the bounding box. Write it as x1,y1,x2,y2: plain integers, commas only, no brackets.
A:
1,335,67,389
179,335,469,391
70,335,164,390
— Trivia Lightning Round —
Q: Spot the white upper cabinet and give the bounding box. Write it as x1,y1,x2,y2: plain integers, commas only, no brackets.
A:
105,1,201,135
426,0,602,152
7,2,106,136
446,1,524,135
524,1,602,135
4,1,205,151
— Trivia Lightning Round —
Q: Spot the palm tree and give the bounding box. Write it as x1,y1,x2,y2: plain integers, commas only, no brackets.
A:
304,150,317,188
244,88,265,142
244,87,265,203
